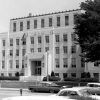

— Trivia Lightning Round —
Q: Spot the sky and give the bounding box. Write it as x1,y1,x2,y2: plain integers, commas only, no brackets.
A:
0,0,86,33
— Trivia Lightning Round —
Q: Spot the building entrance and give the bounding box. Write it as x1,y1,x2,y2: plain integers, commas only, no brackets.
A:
31,61,41,75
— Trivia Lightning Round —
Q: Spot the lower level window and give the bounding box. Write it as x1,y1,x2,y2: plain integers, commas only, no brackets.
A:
55,73,59,77
1,73,4,76
71,73,76,77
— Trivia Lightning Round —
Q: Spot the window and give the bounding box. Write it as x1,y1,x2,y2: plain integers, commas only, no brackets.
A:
9,60,13,69
81,58,85,67
22,49,26,56
1,73,4,76
41,19,45,28
63,34,67,42
27,21,30,29
55,47,59,54
71,45,76,53
16,39,19,45
30,48,34,53
63,46,67,54
93,73,99,79
13,22,16,32
55,58,60,68
38,48,41,52
22,60,24,68
22,38,26,45
65,15,69,26
34,20,37,29
45,36,49,43
63,58,68,68
38,36,42,44
71,73,76,77
20,22,23,31
10,38,13,46
2,60,5,69
16,60,19,68
2,40,5,46
49,18,52,27
57,16,60,27
16,49,19,56
30,37,34,44
2,50,5,57
55,35,60,42
45,47,49,52
9,73,12,77
63,73,67,78
55,73,59,77
71,58,76,68
71,33,76,41
10,50,13,56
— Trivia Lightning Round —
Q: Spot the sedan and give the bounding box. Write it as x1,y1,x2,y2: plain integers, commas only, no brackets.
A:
28,81,67,93
56,87,94,100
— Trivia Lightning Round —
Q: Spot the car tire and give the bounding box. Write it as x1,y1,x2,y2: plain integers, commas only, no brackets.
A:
50,89,55,93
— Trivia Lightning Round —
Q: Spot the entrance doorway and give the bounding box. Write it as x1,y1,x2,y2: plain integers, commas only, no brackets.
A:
31,61,41,75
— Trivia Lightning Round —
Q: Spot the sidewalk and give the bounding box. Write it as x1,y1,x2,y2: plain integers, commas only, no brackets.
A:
0,87,28,91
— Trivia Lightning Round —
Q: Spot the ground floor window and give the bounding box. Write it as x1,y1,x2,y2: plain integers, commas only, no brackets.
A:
55,73,59,77
63,73,67,78
93,73,99,78
71,73,76,78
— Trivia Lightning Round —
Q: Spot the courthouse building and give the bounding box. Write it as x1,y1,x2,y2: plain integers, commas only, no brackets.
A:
0,9,95,80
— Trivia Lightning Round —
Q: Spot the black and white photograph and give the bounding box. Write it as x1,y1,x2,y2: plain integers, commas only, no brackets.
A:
0,0,100,100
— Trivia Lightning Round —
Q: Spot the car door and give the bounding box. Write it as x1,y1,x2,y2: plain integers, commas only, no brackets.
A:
67,91,85,100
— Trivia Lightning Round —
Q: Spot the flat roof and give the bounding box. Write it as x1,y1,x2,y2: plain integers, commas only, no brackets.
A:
11,9,81,21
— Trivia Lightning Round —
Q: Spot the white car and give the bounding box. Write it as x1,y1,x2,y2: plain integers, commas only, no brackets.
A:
2,95,75,100
56,87,94,100
87,83,100,95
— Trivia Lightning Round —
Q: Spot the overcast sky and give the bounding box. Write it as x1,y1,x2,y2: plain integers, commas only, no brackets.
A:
0,0,86,33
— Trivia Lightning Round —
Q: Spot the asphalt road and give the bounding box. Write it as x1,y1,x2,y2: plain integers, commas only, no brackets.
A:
0,88,52,100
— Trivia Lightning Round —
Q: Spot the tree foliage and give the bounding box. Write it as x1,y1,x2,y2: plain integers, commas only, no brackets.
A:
74,0,100,62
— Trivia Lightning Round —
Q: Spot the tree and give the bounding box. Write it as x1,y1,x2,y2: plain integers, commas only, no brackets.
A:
74,0,100,62
15,72,20,77
51,71,55,76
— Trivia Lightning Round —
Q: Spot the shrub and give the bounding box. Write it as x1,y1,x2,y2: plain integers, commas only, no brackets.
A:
43,76,61,81
0,76,19,81
64,77,98,82
64,77,79,81
80,78,98,82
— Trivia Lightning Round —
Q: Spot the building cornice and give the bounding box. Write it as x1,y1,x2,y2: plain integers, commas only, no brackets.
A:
11,9,81,21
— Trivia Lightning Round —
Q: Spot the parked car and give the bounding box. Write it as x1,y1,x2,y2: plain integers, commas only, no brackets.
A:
86,82,100,95
56,87,94,100
28,81,69,93
2,95,74,100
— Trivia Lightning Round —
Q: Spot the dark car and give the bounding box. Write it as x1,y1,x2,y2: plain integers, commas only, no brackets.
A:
28,81,65,93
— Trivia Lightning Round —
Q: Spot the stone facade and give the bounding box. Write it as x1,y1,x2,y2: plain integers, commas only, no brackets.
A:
0,9,87,79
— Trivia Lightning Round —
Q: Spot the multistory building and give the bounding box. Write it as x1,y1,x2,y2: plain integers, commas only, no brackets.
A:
0,9,88,80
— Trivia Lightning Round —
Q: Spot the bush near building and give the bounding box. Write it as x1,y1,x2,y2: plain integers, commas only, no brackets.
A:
0,76,19,81
43,76,61,81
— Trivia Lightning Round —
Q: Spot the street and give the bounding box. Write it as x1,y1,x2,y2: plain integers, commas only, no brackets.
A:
0,88,52,100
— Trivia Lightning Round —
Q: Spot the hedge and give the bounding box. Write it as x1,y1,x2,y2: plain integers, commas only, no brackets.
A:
43,76,61,81
64,77,98,82
0,76,19,80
